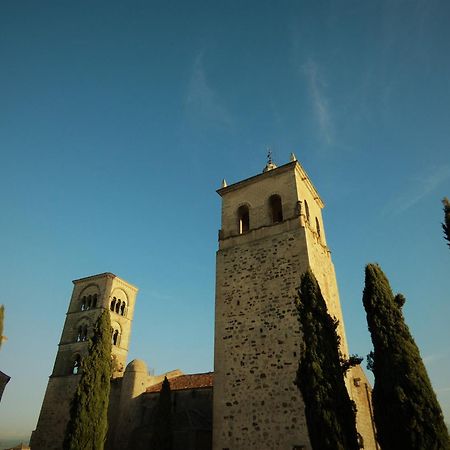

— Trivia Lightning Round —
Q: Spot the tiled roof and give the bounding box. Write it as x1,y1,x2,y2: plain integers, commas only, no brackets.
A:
146,372,213,393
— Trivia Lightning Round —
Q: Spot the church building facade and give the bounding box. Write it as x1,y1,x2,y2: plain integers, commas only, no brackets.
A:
30,156,378,450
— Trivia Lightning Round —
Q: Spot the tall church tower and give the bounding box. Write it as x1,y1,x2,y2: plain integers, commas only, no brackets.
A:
213,156,349,450
30,272,138,450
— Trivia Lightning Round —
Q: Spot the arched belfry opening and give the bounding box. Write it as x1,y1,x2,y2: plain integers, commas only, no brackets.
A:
76,322,89,342
269,194,283,223
112,328,121,346
72,354,81,375
237,205,250,234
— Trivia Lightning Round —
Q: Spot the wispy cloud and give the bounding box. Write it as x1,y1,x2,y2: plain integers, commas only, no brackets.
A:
384,164,450,215
301,59,334,145
184,52,233,130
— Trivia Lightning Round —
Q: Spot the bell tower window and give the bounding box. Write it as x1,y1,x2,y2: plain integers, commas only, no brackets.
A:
112,328,120,346
269,194,283,223
76,323,89,342
72,355,81,375
237,205,250,234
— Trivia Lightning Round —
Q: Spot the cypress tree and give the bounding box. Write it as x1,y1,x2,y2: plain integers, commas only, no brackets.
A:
362,263,450,450
442,197,450,248
63,309,112,450
295,269,359,450
149,376,173,450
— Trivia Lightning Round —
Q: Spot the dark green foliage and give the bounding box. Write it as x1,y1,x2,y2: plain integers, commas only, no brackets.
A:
63,309,112,450
394,293,406,308
363,263,450,450
366,351,375,373
149,377,173,450
341,354,363,374
0,305,4,349
443,197,450,248
295,269,360,450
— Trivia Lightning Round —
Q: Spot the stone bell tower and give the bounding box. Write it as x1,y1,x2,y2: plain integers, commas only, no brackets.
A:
30,272,138,450
213,155,350,450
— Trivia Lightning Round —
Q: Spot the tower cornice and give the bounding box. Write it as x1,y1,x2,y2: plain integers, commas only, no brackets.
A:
72,272,138,292
217,160,324,208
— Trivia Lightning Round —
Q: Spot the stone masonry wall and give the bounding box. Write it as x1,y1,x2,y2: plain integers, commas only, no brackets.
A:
214,225,312,450
348,365,380,450
29,376,79,450
303,222,349,356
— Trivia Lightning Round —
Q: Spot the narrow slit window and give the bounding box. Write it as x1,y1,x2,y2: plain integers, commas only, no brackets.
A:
237,205,250,234
304,200,310,222
316,217,321,237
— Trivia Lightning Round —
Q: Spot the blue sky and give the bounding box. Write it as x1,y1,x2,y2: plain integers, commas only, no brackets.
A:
1,0,449,441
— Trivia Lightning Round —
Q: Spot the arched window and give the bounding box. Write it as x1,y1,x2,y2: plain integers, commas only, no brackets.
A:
77,326,82,342
304,200,310,222
82,325,88,341
269,194,283,223
316,217,321,237
92,294,97,308
112,329,120,346
81,296,86,311
115,299,121,314
110,297,116,311
72,355,81,375
120,302,126,316
237,205,250,234
87,295,92,310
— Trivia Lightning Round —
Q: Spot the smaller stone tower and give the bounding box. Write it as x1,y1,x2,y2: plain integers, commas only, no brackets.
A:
30,272,138,450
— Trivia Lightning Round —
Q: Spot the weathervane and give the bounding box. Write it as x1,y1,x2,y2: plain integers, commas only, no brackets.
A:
267,147,273,165
263,147,277,173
